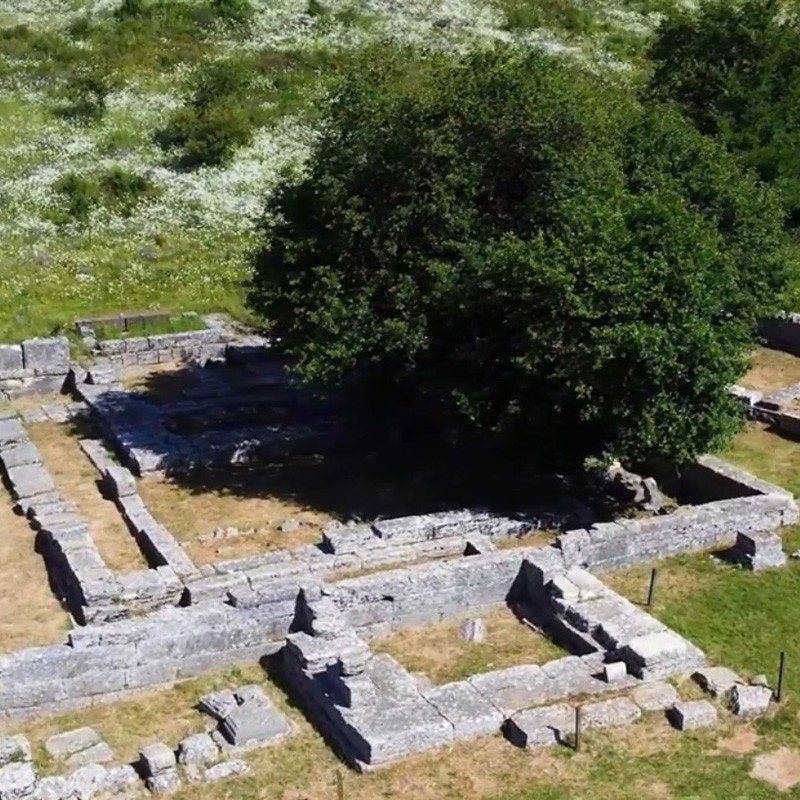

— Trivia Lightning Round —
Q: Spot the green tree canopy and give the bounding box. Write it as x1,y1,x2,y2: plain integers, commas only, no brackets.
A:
647,0,800,226
250,46,795,469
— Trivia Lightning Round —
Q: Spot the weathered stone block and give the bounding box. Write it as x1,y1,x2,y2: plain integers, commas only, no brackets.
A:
102,465,136,499
692,667,743,698
203,760,249,783
45,728,101,759
581,697,641,729
504,704,573,748
22,337,70,375
6,464,56,500
139,743,176,778
422,681,503,740
730,684,772,718
668,700,717,731
631,681,679,711
0,761,37,800
0,419,26,448
0,444,40,469
65,742,115,770
0,346,24,378
603,662,628,683
0,737,30,768
146,768,180,796
177,734,219,766
219,703,291,748
197,691,238,722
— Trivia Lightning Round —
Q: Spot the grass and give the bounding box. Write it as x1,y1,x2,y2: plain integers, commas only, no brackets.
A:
739,347,800,393
373,606,569,685
26,421,149,574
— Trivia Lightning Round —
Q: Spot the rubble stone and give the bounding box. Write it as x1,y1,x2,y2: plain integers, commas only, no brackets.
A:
730,684,772,718
668,700,717,731
177,734,219,766
0,737,31,768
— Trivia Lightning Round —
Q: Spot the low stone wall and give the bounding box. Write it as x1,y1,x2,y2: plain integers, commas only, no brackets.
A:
0,336,70,399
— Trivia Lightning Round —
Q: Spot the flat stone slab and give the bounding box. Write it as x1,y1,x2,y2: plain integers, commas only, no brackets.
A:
64,742,115,770
219,702,292,748
693,667,744,698
504,704,574,748
203,760,249,783
631,681,679,711
668,700,718,731
731,684,772,718
581,697,641,729
6,464,56,500
45,728,101,759
423,681,504,740
0,736,31,768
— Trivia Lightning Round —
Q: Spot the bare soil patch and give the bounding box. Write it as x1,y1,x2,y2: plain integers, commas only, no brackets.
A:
750,748,800,791
0,491,71,653
715,728,759,756
740,348,800,393
27,422,148,573
372,606,568,685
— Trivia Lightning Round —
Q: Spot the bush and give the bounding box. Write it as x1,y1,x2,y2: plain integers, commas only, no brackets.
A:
250,45,797,469
60,68,115,121
156,58,259,167
209,0,255,26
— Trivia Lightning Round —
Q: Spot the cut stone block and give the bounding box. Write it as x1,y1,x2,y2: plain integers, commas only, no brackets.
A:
0,762,37,800
732,531,787,571
581,697,641,729
504,704,574,748
603,662,628,683
203,760,249,783
64,742,114,770
0,444,40,469
198,690,238,722
730,684,772,718
219,703,292,748
423,681,504,740
22,337,70,375
459,618,486,643
64,763,111,800
0,736,31,768
0,345,23,378
102,465,136,499
0,419,26,447
6,464,56,500
631,681,679,712
35,776,70,800
693,667,744,698
177,734,219,766
45,728,101,759
146,768,180,795
139,743,176,778
668,700,718,731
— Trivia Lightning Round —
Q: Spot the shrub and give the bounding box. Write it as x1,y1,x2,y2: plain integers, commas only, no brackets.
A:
250,45,797,469
51,169,160,223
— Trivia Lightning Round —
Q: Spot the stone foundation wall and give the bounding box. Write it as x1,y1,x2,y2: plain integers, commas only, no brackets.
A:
758,314,800,355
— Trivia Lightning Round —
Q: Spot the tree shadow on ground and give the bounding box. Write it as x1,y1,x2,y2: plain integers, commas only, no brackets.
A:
75,359,604,527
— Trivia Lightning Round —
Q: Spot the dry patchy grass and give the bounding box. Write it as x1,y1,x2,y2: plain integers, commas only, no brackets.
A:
0,491,71,653
27,422,148,573
372,606,568,685
138,474,328,566
740,347,800,392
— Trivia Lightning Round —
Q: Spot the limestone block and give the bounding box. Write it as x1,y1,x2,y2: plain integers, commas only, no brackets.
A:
219,702,291,748
0,737,31,768
33,776,69,800
0,444,40,469
504,704,574,748
422,681,504,740
45,729,101,760
6,464,56,500
105,765,139,795
668,700,717,731
197,691,238,722
64,743,114,770
603,662,628,683
631,681,679,711
581,697,641,729
692,667,743,698
730,684,772,718
203,760,249,783
139,743,176,778
177,734,219,766
0,345,24,378
0,419,27,447
459,619,486,643
22,337,70,375
102,466,136,499
0,762,37,800
146,768,180,796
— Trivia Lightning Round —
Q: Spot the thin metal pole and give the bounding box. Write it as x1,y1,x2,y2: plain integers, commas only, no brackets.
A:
647,568,658,607
776,651,787,702
574,706,582,751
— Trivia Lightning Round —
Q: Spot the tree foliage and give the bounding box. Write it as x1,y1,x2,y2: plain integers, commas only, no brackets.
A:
647,0,800,226
250,46,795,468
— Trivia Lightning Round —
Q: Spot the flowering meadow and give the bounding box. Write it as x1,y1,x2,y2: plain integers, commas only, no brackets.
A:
0,0,684,340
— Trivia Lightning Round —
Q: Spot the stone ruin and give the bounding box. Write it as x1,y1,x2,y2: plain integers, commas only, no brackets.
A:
0,311,798,797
